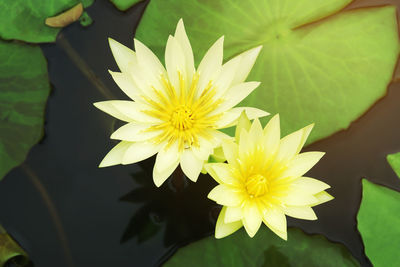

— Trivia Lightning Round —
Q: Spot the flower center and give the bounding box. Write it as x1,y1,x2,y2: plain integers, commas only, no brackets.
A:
170,105,194,130
245,174,269,198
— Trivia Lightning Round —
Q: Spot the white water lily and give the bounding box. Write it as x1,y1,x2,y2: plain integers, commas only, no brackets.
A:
94,19,268,187
205,113,333,240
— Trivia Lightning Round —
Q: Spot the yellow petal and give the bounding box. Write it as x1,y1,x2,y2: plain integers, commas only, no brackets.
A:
276,128,304,162
312,191,334,206
281,152,325,178
180,149,204,182
99,141,132,167
154,142,181,172
216,82,261,113
242,201,262,237
281,188,319,206
215,107,269,129
248,118,263,144
235,111,251,143
206,163,238,185
153,159,180,187
262,208,287,240
296,123,314,154
225,205,243,223
174,19,195,82
108,38,136,73
213,55,241,99
208,185,242,206
215,207,243,239
222,140,239,167
239,128,251,156
93,101,133,122
283,205,317,220
292,177,331,195
122,141,161,165
230,45,262,86
111,100,161,123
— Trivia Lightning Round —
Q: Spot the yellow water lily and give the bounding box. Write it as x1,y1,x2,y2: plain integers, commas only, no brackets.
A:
94,19,268,186
205,113,333,240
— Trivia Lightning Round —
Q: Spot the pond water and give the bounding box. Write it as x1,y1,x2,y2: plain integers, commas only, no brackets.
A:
0,0,399,266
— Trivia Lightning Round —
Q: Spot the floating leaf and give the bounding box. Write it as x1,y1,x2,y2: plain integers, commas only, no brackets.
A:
357,179,400,266
45,3,83,28
109,0,143,11
165,227,359,266
0,225,29,266
0,0,94,43
0,40,51,179
387,152,400,179
136,0,399,144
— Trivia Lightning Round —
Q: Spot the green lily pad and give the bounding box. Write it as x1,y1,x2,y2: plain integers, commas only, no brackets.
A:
136,0,399,144
387,152,400,179
0,0,94,43
165,227,359,266
357,179,400,266
109,0,143,11
0,225,29,266
0,40,51,180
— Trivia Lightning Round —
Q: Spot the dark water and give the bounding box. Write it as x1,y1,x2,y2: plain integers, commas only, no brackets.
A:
0,1,399,266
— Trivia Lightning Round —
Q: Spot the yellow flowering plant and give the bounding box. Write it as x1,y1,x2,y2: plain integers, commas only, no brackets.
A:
94,19,268,187
205,113,333,240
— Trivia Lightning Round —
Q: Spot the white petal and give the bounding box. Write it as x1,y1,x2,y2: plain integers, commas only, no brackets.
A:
174,19,195,83
292,177,331,195
153,158,180,187
99,141,132,167
108,38,136,73
242,201,262,237
191,137,214,160
197,36,224,97
276,128,304,162
263,114,280,157
111,123,160,142
262,208,287,240
283,205,317,220
213,55,241,99
215,207,243,239
180,149,204,182
165,35,186,90
93,101,133,122
108,71,141,101
312,191,334,206
231,45,262,86
122,141,161,165
248,118,263,144
154,142,181,172
225,206,243,223
111,100,161,123
215,82,260,113
216,107,269,129
222,140,239,167
281,152,325,178
208,185,242,206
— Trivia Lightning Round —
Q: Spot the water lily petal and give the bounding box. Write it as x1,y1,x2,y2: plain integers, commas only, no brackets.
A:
248,118,263,144
154,142,181,172
197,36,223,96
243,201,262,237
216,82,260,113
225,205,243,223
108,71,141,101
122,141,161,165
292,177,331,195
231,45,262,86
296,124,314,154
215,207,243,239
213,55,241,99
263,114,280,157
312,191,334,206
108,38,136,73
222,140,239,166
276,128,304,162
281,152,325,178
208,184,242,206
263,208,287,240
111,123,160,142
153,158,180,187
93,101,133,122
99,141,132,167
283,205,317,220
180,149,203,182
165,35,186,90
174,19,195,83
281,188,319,206
111,100,162,123
206,163,238,185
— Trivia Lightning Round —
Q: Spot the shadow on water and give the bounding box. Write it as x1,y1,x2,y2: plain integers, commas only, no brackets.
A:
0,0,399,267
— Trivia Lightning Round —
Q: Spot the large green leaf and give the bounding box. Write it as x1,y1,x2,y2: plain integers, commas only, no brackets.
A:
0,0,94,43
165,227,359,266
387,152,400,179
0,225,29,266
109,0,143,11
357,179,400,266
136,0,399,143
0,41,51,179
